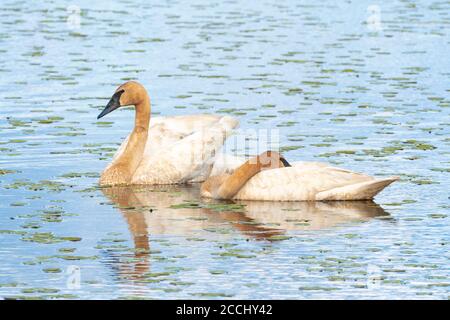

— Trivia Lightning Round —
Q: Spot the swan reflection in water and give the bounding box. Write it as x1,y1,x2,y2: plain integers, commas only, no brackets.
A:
100,185,389,280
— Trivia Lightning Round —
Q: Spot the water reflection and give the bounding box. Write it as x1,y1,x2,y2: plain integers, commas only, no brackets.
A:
101,185,389,280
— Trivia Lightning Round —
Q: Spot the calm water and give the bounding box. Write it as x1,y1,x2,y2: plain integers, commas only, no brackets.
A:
0,0,449,299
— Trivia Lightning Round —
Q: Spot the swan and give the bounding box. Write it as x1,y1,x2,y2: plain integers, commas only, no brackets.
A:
97,81,238,186
201,151,399,201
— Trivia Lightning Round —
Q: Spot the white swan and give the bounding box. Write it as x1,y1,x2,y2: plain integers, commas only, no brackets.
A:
201,152,399,201
97,81,238,186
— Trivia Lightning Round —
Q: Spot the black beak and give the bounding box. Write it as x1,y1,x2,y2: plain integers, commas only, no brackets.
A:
97,89,125,119
280,157,292,167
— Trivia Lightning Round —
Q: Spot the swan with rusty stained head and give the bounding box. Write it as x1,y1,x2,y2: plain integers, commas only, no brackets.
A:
201,151,399,201
97,81,238,186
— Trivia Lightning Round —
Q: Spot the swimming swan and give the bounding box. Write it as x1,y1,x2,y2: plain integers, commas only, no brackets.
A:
97,81,238,186
201,151,399,201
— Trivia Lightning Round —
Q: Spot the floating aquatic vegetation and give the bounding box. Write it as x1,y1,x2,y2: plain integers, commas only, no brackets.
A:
42,268,62,273
21,288,59,294
60,172,99,178
192,292,235,298
21,232,82,244
36,116,64,124
3,179,70,193
55,255,98,261
280,146,303,152
169,201,246,213
268,235,292,241
10,202,27,206
0,169,17,175
0,230,27,236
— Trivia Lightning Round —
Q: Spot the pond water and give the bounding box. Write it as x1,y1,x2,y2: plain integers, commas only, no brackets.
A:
0,0,449,299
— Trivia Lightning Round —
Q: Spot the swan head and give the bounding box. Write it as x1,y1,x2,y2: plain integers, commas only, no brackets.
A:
255,151,292,170
97,81,148,119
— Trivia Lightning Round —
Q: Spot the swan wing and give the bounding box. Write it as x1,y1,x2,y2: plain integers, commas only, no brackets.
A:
130,114,238,184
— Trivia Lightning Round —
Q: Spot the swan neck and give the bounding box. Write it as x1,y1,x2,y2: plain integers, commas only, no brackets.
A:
216,160,262,199
119,96,150,178
134,94,151,130
100,96,150,186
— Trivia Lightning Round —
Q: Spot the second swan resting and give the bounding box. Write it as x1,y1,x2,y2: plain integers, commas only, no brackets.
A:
201,152,398,201
97,81,398,201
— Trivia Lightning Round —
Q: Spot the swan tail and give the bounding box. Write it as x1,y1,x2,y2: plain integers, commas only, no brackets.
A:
315,176,399,201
